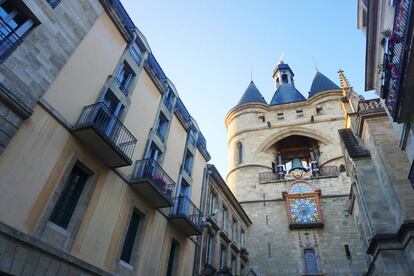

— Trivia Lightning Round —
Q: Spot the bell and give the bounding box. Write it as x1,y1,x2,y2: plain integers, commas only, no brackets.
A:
289,158,306,172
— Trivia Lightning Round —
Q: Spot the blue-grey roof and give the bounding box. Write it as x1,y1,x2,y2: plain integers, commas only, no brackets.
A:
270,84,306,105
274,63,293,74
236,81,267,106
309,71,340,98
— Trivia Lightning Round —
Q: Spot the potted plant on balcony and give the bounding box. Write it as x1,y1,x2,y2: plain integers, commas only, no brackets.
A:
217,266,232,276
204,263,217,276
153,174,167,191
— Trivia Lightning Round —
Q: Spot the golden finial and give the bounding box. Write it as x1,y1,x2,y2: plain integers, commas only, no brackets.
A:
337,69,351,90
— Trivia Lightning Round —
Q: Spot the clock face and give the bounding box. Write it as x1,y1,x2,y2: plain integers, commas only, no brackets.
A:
289,197,319,224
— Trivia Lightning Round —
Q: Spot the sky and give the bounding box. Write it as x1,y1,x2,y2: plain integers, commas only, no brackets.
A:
122,0,375,177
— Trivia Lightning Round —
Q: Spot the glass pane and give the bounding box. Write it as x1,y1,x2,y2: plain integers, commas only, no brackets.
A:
49,165,89,228
120,211,141,263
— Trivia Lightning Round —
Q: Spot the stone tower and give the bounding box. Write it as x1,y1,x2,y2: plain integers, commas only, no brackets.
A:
225,61,367,275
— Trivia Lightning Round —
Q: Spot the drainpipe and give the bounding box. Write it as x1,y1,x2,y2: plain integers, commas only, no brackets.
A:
192,166,210,276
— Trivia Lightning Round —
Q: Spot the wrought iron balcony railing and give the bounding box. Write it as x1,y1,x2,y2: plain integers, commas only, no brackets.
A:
168,195,202,234
131,158,175,200
0,17,23,63
382,0,413,119
258,166,339,183
74,102,137,163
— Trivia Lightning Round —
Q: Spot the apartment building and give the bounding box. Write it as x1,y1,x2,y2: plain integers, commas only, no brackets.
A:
0,0,210,275
197,165,251,276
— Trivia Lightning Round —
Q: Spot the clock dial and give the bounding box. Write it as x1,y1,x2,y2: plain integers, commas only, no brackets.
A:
289,197,319,224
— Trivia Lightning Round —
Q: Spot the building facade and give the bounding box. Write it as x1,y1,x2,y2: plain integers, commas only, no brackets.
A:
197,164,251,276
225,62,369,275
357,0,414,175
338,71,414,275
0,1,211,275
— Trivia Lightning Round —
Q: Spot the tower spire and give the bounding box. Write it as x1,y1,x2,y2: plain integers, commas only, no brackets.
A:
337,69,351,90
312,56,319,72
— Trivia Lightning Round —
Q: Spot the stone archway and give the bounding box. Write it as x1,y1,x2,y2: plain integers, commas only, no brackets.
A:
257,127,334,154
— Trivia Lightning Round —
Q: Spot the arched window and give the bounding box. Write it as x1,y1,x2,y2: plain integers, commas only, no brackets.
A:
282,74,288,84
304,248,319,274
237,142,243,164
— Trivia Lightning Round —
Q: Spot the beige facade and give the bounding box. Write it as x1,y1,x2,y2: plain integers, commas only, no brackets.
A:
0,1,210,275
197,164,252,276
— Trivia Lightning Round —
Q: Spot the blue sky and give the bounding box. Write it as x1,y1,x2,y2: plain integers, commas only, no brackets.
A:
122,0,375,177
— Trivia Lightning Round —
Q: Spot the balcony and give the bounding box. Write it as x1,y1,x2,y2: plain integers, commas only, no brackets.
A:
130,159,175,208
73,102,137,168
168,196,202,236
259,166,339,183
381,0,413,122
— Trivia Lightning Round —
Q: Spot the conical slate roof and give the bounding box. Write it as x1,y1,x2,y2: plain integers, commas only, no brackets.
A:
236,81,267,106
309,71,340,98
270,84,306,105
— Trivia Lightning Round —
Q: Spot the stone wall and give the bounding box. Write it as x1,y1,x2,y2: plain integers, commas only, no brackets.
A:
0,222,110,276
0,0,104,153
242,195,367,275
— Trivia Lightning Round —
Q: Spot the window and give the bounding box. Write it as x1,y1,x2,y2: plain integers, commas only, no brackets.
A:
0,0,35,62
344,244,351,260
237,142,243,164
231,255,236,275
220,245,226,269
166,240,179,276
183,150,193,176
232,219,237,241
47,0,61,8
210,192,217,216
409,160,414,188
258,115,265,122
222,206,228,231
120,210,141,264
148,142,162,162
188,129,196,147
241,262,245,275
304,248,319,274
282,74,288,84
130,41,142,65
206,233,213,264
115,62,134,95
277,112,284,120
155,112,169,142
240,229,245,247
49,164,90,229
163,89,175,112
316,106,323,115
296,110,304,118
